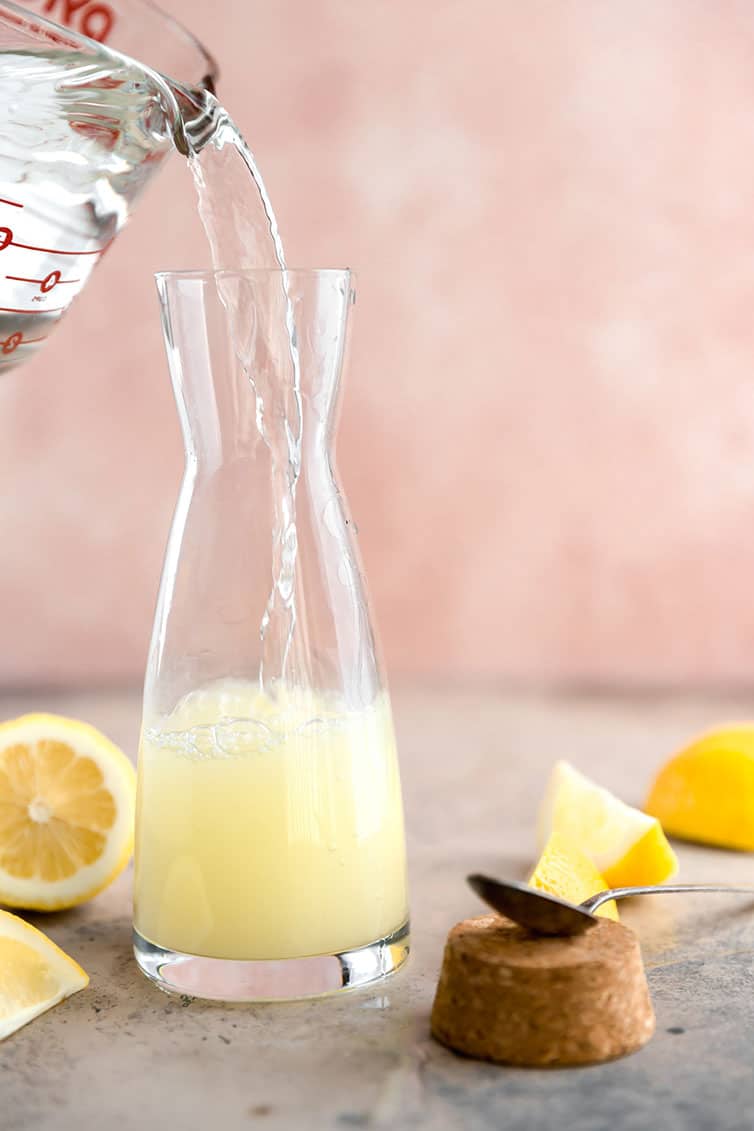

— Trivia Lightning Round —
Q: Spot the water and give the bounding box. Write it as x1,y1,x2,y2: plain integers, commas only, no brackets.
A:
183,91,304,693
0,45,301,689
185,94,286,270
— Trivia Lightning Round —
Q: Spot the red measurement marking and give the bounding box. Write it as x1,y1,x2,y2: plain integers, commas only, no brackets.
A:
10,241,107,257
41,0,116,43
0,199,23,210
0,333,47,361
6,272,80,293
70,120,120,150
0,305,65,315
89,76,123,91
0,226,111,259
1,332,23,355
50,275,80,287
0,6,80,51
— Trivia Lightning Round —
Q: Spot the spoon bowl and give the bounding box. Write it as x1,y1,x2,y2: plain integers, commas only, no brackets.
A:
467,874,754,937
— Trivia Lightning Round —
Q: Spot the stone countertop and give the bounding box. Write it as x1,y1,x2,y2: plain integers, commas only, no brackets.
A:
4,686,754,1131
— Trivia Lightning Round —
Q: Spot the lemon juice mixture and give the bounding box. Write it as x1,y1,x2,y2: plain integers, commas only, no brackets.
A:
134,681,408,961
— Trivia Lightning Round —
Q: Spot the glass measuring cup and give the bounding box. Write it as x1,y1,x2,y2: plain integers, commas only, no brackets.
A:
0,0,217,371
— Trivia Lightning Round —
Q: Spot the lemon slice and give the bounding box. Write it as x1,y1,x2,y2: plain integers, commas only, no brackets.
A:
0,714,135,910
0,909,88,1040
538,760,678,888
529,829,618,920
645,725,754,850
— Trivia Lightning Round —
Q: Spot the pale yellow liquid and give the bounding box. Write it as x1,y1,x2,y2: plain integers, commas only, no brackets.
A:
134,682,408,961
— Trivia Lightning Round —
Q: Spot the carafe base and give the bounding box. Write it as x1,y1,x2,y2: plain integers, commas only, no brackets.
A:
132,921,410,1002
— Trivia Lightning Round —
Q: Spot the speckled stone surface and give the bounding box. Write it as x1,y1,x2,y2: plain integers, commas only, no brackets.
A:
4,687,754,1130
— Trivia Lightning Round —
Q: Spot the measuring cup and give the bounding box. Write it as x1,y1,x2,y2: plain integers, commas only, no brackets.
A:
0,0,218,370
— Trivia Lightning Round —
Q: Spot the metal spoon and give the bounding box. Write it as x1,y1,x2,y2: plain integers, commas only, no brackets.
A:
467,873,754,937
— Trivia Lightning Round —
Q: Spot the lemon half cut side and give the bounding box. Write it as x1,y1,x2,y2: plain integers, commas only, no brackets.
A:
0,714,135,911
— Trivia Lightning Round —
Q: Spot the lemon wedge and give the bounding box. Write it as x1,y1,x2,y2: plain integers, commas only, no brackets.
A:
529,829,618,920
0,909,88,1039
646,725,754,851
0,714,135,910
538,760,678,888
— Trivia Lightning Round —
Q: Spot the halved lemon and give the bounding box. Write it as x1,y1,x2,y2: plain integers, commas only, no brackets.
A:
0,909,88,1039
646,725,754,851
529,829,619,920
0,714,135,911
538,760,678,888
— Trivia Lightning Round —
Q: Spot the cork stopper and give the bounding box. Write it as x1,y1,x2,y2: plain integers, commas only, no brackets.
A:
431,914,655,1066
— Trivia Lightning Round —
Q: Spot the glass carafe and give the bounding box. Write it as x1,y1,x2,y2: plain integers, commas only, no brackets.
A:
133,269,410,1002
0,0,217,371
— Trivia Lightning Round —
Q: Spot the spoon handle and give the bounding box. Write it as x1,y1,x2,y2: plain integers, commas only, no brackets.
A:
584,882,754,914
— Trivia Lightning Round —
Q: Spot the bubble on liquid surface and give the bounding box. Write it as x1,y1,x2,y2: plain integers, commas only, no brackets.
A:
214,719,275,756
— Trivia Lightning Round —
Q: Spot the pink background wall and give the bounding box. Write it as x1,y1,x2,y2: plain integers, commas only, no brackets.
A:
4,0,754,688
